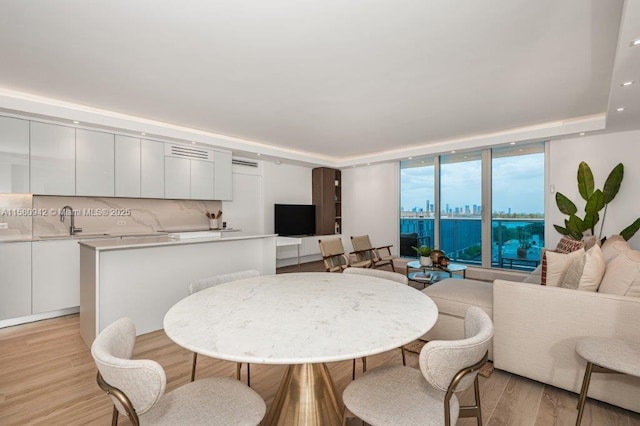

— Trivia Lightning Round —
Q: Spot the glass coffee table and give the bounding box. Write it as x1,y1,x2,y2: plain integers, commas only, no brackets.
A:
406,260,467,286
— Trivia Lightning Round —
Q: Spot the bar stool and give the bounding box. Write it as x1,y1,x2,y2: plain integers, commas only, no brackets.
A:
575,337,640,425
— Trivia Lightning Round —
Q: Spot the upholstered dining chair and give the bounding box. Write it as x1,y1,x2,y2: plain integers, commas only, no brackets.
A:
91,317,266,426
351,235,398,271
188,269,260,385
343,306,494,426
319,238,371,272
343,267,411,379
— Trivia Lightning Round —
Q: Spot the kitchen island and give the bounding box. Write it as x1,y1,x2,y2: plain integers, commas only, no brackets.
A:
79,232,276,346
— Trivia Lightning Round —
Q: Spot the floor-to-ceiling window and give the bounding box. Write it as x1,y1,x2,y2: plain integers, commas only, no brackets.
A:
400,158,435,257
440,151,482,265
399,142,545,270
491,143,545,271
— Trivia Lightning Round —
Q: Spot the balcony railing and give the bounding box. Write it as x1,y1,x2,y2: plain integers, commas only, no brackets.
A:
400,217,544,271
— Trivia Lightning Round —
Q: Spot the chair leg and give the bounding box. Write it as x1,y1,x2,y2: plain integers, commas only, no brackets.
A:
576,362,594,426
191,352,198,382
236,362,242,381
474,375,483,426
390,260,396,272
401,347,406,366
111,405,119,426
352,359,356,380
362,357,367,373
247,363,251,387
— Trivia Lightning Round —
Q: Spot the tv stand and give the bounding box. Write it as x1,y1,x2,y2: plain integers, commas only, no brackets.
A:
276,234,342,268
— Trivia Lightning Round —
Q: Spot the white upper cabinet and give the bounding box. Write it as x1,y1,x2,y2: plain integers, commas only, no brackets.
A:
141,139,164,198
30,122,76,195
190,159,215,200
76,129,114,196
165,156,191,199
115,135,141,197
214,150,232,201
0,116,29,194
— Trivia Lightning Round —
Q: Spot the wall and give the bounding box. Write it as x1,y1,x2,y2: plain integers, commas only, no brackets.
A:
548,130,640,249
262,162,312,234
341,163,399,254
221,160,264,233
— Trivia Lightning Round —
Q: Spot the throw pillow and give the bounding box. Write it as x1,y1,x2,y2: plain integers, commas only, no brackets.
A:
555,236,585,254
544,248,585,287
577,244,606,292
598,248,640,297
560,254,585,289
601,240,630,264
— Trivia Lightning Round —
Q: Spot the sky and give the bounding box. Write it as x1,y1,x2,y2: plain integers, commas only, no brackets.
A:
401,152,544,214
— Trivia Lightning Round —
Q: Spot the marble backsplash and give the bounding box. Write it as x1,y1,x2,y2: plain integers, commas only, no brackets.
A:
0,194,33,240
0,194,222,238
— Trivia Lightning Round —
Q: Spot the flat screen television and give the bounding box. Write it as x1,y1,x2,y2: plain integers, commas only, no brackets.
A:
274,204,316,236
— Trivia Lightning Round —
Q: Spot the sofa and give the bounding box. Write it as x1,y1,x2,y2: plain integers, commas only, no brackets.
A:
422,236,640,413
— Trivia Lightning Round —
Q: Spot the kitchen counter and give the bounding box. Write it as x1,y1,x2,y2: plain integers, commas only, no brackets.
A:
79,232,277,345
0,231,168,243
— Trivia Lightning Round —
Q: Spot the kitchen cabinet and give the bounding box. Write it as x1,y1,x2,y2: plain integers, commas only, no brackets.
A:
76,129,115,196
164,156,191,199
0,116,29,193
214,150,232,201
32,239,80,314
141,139,164,198
0,242,31,320
190,159,215,200
30,122,76,195
115,135,141,197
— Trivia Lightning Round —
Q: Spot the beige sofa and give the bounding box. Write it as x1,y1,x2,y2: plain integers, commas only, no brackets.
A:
493,279,640,413
423,273,640,413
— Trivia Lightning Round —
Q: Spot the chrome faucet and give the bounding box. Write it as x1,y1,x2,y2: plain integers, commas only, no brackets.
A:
60,206,82,235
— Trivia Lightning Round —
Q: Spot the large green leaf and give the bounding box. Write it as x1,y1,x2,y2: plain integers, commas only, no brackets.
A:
553,224,570,236
577,161,594,201
620,217,640,241
603,163,624,204
584,189,605,216
583,212,599,232
566,214,585,235
556,192,577,215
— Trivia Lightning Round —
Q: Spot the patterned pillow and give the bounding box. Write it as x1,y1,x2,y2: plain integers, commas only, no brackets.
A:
555,236,585,253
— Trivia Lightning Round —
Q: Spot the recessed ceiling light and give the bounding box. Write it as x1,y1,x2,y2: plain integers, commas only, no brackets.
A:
191,141,196,145
621,80,634,87
519,149,523,152
352,165,356,168
73,120,80,124
408,157,412,160
509,142,516,145
421,160,425,164
256,153,261,156
141,132,146,136
617,107,625,112
367,163,371,166
276,161,282,165
631,38,640,47
451,150,456,154
579,132,585,136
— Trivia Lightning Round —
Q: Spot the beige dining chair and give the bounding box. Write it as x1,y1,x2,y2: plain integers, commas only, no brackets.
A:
351,235,398,271
188,269,260,385
92,317,266,426
343,267,410,379
319,238,371,272
343,306,493,426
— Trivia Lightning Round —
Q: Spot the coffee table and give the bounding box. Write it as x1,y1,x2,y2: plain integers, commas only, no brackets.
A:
406,260,467,286
164,272,438,426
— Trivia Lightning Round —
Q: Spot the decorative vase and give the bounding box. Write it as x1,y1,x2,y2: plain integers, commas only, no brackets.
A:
209,219,219,230
420,256,432,267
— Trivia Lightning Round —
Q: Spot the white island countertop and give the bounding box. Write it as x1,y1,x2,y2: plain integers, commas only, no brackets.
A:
78,232,277,251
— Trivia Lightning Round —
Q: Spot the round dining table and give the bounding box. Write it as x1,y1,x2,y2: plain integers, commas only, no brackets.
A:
164,272,438,426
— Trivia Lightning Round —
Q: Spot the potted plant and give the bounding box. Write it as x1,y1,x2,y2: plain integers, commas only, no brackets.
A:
412,245,433,266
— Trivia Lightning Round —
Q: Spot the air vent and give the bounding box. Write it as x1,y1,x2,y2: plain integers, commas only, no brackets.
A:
232,159,259,167
165,144,213,161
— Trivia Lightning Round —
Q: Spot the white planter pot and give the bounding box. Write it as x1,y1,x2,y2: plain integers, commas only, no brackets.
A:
209,219,219,229
420,256,433,267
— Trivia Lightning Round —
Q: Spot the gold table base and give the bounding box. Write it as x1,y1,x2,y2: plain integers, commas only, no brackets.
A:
263,363,343,426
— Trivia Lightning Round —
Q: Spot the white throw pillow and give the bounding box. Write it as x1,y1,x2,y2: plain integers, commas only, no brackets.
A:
598,248,640,297
601,236,629,264
577,244,605,292
545,248,585,287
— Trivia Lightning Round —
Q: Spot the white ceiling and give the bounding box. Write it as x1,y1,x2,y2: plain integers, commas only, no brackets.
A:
0,0,638,165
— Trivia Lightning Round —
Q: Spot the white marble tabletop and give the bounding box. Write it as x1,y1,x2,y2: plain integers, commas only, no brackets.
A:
163,272,438,364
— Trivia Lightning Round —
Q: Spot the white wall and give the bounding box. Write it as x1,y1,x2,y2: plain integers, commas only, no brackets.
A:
221,160,263,233
262,162,312,234
548,130,640,249
341,163,399,254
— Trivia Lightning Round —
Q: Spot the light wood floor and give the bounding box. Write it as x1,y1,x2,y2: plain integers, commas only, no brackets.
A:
1,261,639,425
